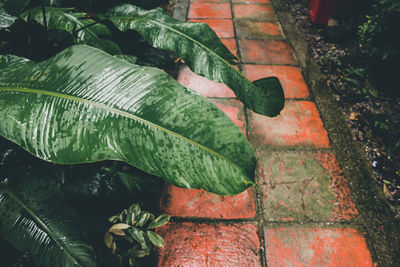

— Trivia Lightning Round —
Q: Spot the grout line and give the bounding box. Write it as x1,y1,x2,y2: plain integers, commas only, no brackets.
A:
240,62,299,66
229,1,268,265
168,216,359,225
170,216,259,223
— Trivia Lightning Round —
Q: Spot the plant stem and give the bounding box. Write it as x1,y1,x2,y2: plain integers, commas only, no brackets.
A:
73,19,107,35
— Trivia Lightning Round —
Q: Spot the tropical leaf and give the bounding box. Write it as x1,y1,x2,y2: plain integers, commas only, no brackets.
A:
0,45,255,195
20,7,121,54
0,4,18,29
0,175,96,267
106,4,285,116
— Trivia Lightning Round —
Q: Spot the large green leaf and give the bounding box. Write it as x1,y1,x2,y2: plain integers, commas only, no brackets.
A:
0,45,255,195
20,7,121,54
0,175,96,267
106,4,285,117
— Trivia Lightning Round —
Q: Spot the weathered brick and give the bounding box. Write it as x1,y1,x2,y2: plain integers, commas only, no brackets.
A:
248,101,330,148
256,151,357,222
160,185,256,219
235,20,282,39
239,39,296,64
233,4,275,20
157,223,261,266
265,227,373,267
188,3,232,19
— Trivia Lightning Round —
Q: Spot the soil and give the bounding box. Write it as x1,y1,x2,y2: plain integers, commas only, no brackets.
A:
285,0,400,215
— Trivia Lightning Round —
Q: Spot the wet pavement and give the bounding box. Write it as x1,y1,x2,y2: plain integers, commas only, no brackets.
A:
155,0,376,266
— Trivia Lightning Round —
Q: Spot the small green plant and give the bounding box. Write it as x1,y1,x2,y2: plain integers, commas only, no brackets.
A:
105,204,170,266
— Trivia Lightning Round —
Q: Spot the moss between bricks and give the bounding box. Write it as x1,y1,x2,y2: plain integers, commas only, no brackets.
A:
269,0,400,265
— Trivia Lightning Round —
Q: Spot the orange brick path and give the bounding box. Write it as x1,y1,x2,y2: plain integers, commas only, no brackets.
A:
156,0,375,266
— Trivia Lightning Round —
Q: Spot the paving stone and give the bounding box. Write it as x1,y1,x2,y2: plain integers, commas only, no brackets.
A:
190,19,234,38
243,65,310,98
248,101,330,148
239,39,296,64
235,20,282,39
188,3,232,19
160,185,256,219
220,38,238,57
210,98,246,134
264,227,373,266
157,223,261,266
233,4,275,20
256,151,357,222
177,65,236,98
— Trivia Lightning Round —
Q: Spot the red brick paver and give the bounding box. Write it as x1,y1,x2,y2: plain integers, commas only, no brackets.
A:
233,4,275,20
157,223,261,266
160,186,256,219
256,151,357,222
248,101,330,148
265,227,373,267
239,39,296,64
188,3,231,19
190,19,234,38
235,20,283,39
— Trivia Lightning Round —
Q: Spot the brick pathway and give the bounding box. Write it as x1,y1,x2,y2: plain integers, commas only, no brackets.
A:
155,0,375,266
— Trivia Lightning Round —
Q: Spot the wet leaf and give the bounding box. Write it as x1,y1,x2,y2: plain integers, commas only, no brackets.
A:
147,214,170,229
0,175,96,267
21,7,121,54
147,231,164,247
0,45,255,195
107,4,285,116
110,223,131,230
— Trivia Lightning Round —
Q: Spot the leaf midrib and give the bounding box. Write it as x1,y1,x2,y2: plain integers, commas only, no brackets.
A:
0,86,241,170
4,187,86,267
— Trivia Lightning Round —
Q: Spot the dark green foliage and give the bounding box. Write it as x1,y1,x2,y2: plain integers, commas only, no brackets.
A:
359,0,400,93
0,167,97,267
